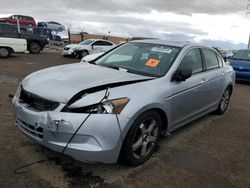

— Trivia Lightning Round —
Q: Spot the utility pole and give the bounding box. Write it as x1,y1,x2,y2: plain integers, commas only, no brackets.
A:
247,0,250,49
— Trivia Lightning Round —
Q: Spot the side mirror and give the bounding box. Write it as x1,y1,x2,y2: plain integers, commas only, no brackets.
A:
172,68,192,81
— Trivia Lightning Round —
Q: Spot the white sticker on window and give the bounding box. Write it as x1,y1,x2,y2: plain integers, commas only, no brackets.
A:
151,47,172,54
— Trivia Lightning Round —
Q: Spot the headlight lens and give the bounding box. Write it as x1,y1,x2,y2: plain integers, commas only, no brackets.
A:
68,98,130,114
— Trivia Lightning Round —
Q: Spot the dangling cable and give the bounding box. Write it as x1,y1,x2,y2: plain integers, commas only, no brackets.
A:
14,88,110,174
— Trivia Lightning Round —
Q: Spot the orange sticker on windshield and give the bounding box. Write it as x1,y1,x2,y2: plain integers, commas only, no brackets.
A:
146,59,160,67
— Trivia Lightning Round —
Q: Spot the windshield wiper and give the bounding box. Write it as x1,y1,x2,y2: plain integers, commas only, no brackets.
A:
126,69,158,77
88,61,96,65
100,64,120,70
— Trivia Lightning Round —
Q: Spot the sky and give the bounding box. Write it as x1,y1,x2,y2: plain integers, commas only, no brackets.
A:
0,0,249,49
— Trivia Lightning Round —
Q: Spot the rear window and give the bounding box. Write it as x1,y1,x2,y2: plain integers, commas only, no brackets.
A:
0,24,17,33
202,49,219,70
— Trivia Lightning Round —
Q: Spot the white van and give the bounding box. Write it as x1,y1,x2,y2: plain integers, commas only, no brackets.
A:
0,37,27,58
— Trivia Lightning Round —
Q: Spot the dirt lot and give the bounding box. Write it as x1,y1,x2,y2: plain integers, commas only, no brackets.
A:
0,50,250,188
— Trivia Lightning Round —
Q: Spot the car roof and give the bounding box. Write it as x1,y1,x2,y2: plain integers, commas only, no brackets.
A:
12,15,33,18
131,39,191,47
87,39,114,43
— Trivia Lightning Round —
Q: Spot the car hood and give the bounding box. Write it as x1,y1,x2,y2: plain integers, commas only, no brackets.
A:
65,44,85,49
229,59,250,69
22,63,151,103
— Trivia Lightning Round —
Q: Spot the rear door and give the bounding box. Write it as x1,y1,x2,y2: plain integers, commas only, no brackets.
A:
200,48,225,106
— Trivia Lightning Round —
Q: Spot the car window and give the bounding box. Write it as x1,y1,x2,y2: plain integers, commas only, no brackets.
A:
203,49,219,70
0,24,18,33
179,48,203,75
93,41,110,46
12,15,19,19
96,42,181,77
232,50,250,61
79,40,94,45
217,55,223,67
101,41,113,46
104,44,138,63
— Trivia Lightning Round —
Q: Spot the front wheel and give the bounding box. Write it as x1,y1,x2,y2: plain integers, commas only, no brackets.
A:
215,87,232,115
121,111,162,166
0,47,11,58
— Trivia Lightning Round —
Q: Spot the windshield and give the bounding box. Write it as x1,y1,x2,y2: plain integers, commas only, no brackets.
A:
79,40,94,46
95,42,181,77
232,50,250,61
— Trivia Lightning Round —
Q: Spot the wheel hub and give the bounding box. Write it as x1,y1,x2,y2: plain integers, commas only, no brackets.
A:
132,119,158,159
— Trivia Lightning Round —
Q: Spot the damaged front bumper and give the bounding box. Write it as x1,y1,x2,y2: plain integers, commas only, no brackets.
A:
12,96,130,164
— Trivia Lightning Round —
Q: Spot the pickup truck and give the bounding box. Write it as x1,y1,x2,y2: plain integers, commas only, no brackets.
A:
0,37,27,57
0,23,48,54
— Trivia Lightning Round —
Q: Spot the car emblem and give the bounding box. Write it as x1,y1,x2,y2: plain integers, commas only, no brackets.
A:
239,67,244,70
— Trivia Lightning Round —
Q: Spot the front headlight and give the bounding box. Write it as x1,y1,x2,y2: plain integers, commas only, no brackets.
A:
68,98,130,114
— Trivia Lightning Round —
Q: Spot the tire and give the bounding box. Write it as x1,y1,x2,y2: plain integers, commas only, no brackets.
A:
58,27,63,32
81,50,89,58
29,42,41,54
215,87,232,115
0,47,11,58
121,110,162,166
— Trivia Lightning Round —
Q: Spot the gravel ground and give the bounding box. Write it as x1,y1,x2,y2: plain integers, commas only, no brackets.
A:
0,50,249,188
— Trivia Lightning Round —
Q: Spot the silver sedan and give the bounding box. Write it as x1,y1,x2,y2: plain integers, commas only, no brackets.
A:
12,40,235,165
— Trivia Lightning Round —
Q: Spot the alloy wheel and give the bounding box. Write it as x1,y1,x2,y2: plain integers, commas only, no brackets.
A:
221,89,230,112
132,119,158,159
0,48,9,58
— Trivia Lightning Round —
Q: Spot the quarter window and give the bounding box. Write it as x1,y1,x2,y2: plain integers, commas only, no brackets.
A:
203,49,219,70
179,49,203,75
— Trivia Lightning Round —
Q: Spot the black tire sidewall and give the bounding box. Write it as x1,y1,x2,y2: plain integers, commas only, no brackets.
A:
0,48,10,58
81,50,89,57
121,110,162,166
29,42,41,54
216,87,231,115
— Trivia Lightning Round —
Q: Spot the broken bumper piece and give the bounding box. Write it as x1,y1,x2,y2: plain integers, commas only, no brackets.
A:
12,96,129,164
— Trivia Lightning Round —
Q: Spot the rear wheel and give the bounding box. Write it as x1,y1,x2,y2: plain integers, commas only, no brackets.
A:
121,111,162,166
58,27,63,32
215,87,232,115
0,47,11,58
29,42,41,54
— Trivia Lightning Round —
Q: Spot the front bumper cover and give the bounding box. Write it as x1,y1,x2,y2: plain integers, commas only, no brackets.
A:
13,96,130,163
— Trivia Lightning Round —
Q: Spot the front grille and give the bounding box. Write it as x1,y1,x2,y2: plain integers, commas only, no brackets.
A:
64,47,70,50
19,88,59,111
17,119,44,139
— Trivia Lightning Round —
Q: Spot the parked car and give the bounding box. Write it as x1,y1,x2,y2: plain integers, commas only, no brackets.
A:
62,39,115,58
44,21,65,31
0,15,36,27
12,40,235,165
219,49,234,59
0,23,48,54
229,50,250,81
0,37,27,57
49,35,64,46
